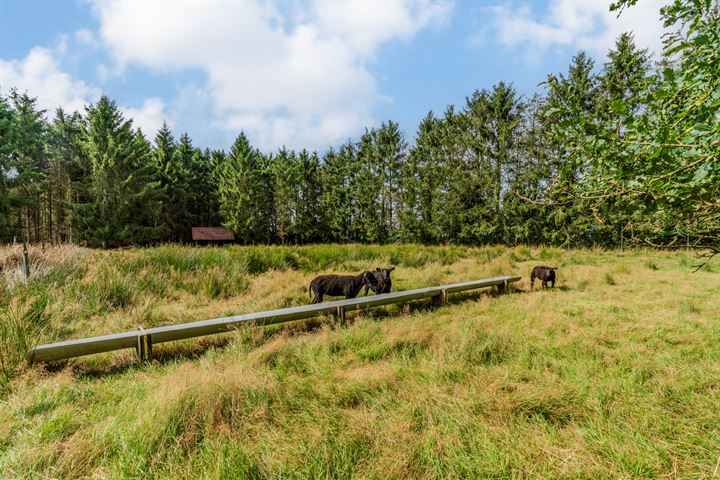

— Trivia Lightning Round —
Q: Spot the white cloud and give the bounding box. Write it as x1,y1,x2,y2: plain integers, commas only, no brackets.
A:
0,46,101,114
484,0,666,63
0,45,168,137
121,97,169,136
91,0,453,151
75,28,96,46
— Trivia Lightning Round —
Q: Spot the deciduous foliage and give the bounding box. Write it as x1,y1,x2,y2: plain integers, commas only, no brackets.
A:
550,0,720,260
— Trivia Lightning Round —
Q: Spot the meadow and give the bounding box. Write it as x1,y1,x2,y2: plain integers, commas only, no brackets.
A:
0,244,718,479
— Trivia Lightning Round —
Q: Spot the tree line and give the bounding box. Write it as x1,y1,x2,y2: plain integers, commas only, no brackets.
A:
1,0,717,252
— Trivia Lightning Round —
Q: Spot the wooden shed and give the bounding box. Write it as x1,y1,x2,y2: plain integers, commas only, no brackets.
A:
191,227,235,245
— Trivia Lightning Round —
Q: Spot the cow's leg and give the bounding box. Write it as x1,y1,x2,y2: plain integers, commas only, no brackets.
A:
312,290,323,304
551,279,555,288
542,280,547,289
363,285,369,296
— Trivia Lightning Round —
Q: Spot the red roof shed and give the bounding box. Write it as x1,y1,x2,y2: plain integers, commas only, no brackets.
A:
191,227,235,242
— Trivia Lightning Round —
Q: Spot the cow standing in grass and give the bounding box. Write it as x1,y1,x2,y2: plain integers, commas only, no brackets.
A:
364,267,395,296
531,266,557,290
309,271,379,304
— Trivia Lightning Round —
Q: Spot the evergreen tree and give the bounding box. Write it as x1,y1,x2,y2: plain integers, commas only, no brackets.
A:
0,94,17,241
375,121,406,241
188,147,221,228
400,111,447,243
544,51,602,246
46,108,85,243
216,133,273,244
504,94,555,245
352,130,383,242
320,145,353,242
271,147,298,244
153,122,176,240
171,132,194,241
74,96,163,247
295,150,323,243
8,90,47,243
456,89,499,244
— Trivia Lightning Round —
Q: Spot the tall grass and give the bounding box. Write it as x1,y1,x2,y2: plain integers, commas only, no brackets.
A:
1,244,719,478
0,294,51,390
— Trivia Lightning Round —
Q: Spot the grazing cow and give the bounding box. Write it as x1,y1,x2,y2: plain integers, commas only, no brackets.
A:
531,266,557,290
364,267,395,296
309,271,378,304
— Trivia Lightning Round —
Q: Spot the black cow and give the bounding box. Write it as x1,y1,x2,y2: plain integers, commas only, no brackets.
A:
531,265,557,290
309,271,378,304
364,267,395,296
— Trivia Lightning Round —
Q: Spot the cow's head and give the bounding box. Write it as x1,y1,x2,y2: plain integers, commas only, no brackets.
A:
376,267,395,281
362,271,379,289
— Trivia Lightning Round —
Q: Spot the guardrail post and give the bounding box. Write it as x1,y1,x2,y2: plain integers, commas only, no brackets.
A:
432,288,447,306
136,328,153,362
497,280,510,294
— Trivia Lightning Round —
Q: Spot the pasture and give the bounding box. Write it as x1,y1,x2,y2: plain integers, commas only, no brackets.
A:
0,244,719,479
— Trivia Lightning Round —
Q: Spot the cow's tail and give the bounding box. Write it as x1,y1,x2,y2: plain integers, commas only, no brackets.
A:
308,283,312,298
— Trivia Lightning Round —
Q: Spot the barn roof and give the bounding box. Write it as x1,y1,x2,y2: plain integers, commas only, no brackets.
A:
191,227,235,241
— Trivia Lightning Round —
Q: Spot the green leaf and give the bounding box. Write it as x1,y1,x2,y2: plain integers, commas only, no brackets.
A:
692,163,711,182
611,100,627,115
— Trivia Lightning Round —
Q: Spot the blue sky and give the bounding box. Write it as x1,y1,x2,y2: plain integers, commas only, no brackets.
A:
0,0,666,153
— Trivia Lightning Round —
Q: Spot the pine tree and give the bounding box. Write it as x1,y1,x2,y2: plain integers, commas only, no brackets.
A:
320,146,353,242
271,147,298,244
544,51,601,246
171,132,194,242
8,90,47,243
352,130,383,243
74,96,162,247
456,89,498,244
188,148,220,228
153,122,176,240
0,94,17,241
375,121,406,241
46,108,85,243
216,133,273,244
295,150,323,243
503,94,554,245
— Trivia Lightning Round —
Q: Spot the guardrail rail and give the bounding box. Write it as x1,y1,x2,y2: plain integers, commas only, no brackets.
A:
27,275,521,363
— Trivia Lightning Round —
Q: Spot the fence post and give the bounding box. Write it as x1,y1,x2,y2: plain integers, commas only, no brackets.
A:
22,241,30,279
136,328,153,362
335,306,346,326
432,288,447,306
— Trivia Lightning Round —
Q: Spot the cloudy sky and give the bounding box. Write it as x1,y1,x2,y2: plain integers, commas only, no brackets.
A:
0,0,667,152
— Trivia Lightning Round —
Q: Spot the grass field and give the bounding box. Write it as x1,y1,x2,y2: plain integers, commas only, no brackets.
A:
0,244,719,479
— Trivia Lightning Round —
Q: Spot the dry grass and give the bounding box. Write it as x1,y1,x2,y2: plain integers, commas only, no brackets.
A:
0,245,719,479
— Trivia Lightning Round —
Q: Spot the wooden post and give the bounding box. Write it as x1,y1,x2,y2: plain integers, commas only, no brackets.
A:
504,279,509,294
22,241,30,279
335,306,346,326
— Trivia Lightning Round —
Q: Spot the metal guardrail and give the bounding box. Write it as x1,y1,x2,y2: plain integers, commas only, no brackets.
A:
26,275,521,363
